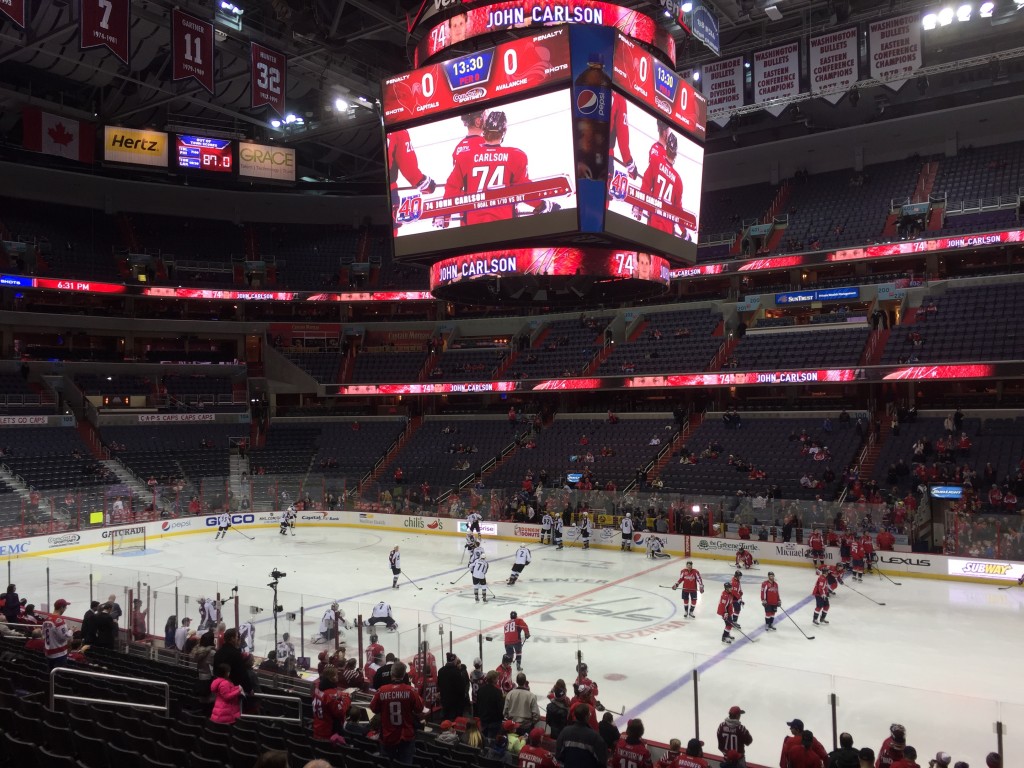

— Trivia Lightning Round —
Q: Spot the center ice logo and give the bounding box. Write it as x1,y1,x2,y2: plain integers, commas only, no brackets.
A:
576,89,599,115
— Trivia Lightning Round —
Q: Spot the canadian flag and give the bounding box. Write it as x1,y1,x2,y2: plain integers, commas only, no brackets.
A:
22,107,95,163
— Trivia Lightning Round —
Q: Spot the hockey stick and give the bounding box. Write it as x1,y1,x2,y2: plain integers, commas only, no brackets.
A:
875,567,902,586
659,585,678,590
402,572,424,591
998,582,1020,590
449,570,470,585
230,525,255,541
778,605,815,640
485,585,500,599
459,547,466,565
841,581,886,606
730,624,757,643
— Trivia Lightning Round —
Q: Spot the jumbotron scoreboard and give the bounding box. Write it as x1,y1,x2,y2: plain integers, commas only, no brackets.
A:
383,4,706,306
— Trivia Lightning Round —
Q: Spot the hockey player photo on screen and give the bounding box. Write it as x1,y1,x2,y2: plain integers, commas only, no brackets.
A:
387,89,577,250
606,97,704,245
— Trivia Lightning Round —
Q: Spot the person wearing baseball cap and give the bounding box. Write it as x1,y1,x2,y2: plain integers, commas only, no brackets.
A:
436,720,460,747
781,719,827,768
519,726,558,768
42,599,72,668
675,738,706,768
717,706,752,766
930,752,952,768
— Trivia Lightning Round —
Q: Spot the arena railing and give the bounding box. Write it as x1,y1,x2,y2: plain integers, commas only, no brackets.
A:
49,666,170,714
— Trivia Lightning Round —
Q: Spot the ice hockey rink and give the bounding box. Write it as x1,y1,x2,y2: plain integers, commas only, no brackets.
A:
9,525,1024,766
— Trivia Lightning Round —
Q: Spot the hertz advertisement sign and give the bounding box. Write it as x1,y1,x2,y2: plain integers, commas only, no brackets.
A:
103,126,168,167
239,142,296,182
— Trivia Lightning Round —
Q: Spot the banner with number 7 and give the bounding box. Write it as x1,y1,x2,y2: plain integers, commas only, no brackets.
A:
80,0,130,65
251,42,287,117
172,8,215,94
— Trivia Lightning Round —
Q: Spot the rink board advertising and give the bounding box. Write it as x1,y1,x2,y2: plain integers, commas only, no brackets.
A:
386,88,579,259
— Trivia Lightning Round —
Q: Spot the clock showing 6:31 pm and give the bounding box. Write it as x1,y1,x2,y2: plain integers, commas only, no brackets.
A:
176,134,233,172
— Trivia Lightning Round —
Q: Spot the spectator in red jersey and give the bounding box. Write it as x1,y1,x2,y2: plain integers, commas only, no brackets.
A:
656,739,682,768
612,719,653,768
675,738,709,768
718,706,753,766
780,720,827,768
890,746,920,768
312,666,351,740
209,663,244,725
369,660,424,765
25,628,44,652
876,723,906,768
785,730,826,768
876,530,895,551
42,598,72,669
519,727,559,768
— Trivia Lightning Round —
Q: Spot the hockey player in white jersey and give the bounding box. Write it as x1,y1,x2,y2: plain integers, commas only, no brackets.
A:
239,618,256,654
464,532,479,552
507,544,532,586
540,512,552,544
276,632,296,669
364,601,398,631
468,541,485,568
316,602,350,643
579,511,591,550
553,517,564,550
279,505,296,536
646,536,670,559
471,553,490,602
215,511,231,540
388,546,402,589
466,510,482,535
620,512,634,551
198,596,219,631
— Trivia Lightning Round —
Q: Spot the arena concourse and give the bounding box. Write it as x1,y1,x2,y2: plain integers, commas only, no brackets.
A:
1,1,1024,768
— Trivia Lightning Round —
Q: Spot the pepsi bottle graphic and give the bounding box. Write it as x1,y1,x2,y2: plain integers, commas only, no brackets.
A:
573,53,612,182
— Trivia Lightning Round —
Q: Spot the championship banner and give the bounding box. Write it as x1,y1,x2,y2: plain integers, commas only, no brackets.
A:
612,33,706,141
80,0,130,65
753,42,800,116
686,1,719,56
869,13,922,91
701,56,743,126
251,42,286,116
1,0,25,27
383,27,572,127
810,27,857,104
172,8,215,94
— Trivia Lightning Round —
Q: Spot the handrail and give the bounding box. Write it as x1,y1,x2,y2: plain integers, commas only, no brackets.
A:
49,666,170,714
239,691,304,722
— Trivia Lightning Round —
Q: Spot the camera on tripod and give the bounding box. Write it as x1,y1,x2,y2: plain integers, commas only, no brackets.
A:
270,569,287,579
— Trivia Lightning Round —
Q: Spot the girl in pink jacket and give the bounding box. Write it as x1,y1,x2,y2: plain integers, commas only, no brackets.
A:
210,664,244,724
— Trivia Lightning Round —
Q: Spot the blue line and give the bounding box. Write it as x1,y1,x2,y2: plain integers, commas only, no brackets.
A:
617,594,817,725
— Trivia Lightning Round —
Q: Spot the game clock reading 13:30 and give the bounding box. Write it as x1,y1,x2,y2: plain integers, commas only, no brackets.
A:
176,134,233,172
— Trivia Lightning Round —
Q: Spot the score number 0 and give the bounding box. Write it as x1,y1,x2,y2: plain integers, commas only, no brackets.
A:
421,49,520,98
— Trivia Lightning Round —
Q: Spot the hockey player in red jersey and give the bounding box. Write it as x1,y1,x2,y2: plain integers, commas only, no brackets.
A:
610,91,637,179
365,632,384,667
409,640,437,689
729,571,745,628
839,533,853,571
672,560,705,618
760,571,782,631
812,571,831,626
636,130,683,235
503,611,531,671
860,532,875,572
850,538,865,582
717,582,737,644
876,723,907,768
612,718,654,768
574,662,600,701
388,130,436,233
495,654,515,694
436,110,560,228
808,527,825,568
518,727,559,768
735,545,756,570
826,563,845,594
569,682,600,730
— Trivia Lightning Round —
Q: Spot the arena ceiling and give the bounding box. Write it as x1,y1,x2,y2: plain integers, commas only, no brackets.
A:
0,0,1022,190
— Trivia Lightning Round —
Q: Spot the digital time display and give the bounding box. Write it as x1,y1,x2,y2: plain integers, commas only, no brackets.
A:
176,134,233,172
442,51,495,90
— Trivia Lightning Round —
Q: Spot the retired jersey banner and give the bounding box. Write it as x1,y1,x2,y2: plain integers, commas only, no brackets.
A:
810,27,857,104
172,8,215,94
869,14,921,91
80,0,130,65
753,42,800,116
251,42,286,116
0,0,25,27
701,56,743,127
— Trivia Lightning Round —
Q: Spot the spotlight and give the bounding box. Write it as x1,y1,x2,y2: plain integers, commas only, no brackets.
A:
682,2,693,11
664,9,671,17
693,71,701,82
285,113,297,124
334,97,348,112
956,3,972,20
270,119,281,128
922,12,938,28
938,7,955,24
979,1,994,15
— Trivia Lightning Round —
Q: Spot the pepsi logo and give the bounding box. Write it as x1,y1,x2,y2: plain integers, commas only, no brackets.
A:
633,533,644,543
576,89,599,115
161,522,170,531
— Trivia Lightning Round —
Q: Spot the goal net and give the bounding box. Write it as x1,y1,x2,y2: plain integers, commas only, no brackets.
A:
107,526,147,555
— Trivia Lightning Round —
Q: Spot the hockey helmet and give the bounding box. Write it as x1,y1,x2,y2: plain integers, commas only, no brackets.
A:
723,581,732,588
461,110,486,127
734,570,742,578
484,111,508,141
370,633,378,643
510,611,518,619
625,512,631,517
330,602,339,610
665,132,678,160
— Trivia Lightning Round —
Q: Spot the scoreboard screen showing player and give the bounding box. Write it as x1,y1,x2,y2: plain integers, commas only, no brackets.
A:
387,89,579,260
176,134,233,173
604,95,704,262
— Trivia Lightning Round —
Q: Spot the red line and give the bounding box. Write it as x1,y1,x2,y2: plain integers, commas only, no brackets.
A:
449,555,679,646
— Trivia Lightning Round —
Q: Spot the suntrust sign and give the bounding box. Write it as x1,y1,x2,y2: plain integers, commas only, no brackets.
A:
239,142,296,182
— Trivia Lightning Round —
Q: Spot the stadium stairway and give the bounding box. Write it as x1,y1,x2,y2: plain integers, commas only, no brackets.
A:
708,337,739,372
644,410,703,486
860,328,890,366
360,416,420,494
102,459,152,502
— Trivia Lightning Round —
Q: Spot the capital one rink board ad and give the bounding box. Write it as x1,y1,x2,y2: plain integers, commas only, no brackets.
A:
387,89,578,258
605,96,704,260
